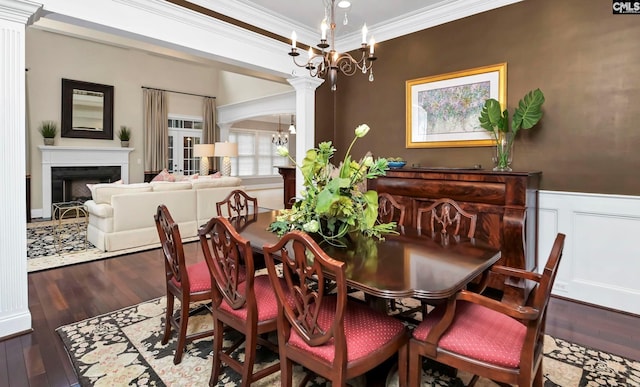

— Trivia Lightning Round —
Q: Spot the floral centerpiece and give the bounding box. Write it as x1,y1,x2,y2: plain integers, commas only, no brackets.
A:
268,124,397,246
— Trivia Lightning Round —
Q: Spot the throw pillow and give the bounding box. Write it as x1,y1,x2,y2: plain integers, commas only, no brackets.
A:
151,169,175,182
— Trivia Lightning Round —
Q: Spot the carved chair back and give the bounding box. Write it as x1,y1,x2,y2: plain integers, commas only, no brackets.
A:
378,192,407,226
199,216,253,310
416,198,477,240
216,189,258,218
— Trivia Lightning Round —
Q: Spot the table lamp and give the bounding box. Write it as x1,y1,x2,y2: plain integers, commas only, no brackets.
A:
193,143,215,176
214,141,238,176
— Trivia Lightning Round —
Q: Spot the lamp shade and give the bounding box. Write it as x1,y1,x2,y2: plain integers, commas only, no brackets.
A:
193,143,215,157
214,142,238,157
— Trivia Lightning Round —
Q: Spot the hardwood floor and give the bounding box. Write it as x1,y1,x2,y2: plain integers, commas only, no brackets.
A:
3,243,640,386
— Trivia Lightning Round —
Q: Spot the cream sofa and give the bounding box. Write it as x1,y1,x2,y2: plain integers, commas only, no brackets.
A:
85,177,243,252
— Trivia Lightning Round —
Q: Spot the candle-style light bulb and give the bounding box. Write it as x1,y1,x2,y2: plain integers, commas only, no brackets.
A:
308,47,313,59
291,31,297,49
361,24,367,44
321,19,328,40
369,37,375,55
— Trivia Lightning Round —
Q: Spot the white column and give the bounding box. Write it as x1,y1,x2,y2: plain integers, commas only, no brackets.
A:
0,0,41,338
287,76,324,197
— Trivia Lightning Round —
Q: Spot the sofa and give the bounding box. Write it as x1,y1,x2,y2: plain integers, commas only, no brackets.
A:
85,176,244,252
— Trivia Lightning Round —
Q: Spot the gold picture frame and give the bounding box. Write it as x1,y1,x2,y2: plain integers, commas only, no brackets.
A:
406,63,506,148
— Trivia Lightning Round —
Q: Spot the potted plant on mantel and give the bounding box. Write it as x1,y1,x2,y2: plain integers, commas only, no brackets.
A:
118,126,131,147
39,121,57,146
478,88,545,171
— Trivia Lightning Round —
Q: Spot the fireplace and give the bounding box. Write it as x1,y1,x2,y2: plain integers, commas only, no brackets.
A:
39,146,133,219
51,166,121,203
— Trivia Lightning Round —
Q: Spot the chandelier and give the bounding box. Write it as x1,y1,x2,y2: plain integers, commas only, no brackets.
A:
272,115,289,146
288,0,376,91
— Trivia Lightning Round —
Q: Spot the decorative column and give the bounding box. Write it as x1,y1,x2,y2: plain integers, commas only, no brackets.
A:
0,0,41,339
287,76,324,197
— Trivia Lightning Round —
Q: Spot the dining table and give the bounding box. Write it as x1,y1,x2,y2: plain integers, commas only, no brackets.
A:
229,210,502,305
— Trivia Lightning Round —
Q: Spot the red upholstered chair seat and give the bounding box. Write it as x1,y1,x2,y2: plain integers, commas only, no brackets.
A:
218,275,287,321
413,300,527,369
171,262,246,292
288,295,407,363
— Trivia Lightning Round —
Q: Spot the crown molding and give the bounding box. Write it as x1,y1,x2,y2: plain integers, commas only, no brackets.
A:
336,0,524,52
0,0,42,24
189,0,523,52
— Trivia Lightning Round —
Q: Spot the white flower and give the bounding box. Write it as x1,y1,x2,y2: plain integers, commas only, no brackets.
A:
362,156,374,167
302,220,319,233
354,124,370,138
276,146,289,157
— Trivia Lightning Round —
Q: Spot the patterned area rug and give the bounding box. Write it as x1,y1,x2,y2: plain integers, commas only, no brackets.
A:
26,219,195,273
56,296,640,386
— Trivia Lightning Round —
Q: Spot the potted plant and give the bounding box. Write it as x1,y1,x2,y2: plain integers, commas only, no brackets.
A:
39,121,57,146
118,126,131,147
268,124,397,246
478,89,545,171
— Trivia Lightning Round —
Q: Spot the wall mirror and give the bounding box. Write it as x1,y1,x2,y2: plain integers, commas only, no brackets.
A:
61,78,114,139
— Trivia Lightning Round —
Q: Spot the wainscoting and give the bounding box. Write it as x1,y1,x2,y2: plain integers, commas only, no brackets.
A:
540,190,640,315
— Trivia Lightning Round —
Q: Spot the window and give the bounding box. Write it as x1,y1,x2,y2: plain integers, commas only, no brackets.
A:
168,116,203,175
229,128,287,177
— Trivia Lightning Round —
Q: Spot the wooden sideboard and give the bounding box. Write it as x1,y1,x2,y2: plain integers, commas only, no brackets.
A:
276,166,296,209
369,168,541,304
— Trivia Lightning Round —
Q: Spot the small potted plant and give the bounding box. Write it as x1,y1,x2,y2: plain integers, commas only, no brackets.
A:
118,126,131,147
39,121,57,145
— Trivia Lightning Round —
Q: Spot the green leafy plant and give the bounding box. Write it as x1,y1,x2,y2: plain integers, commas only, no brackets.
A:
268,124,397,246
118,126,131,141
39,121,57,138
478,89,545,170
479,89,545,135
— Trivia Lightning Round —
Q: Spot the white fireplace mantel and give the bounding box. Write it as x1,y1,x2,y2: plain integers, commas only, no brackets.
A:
39,146,133,219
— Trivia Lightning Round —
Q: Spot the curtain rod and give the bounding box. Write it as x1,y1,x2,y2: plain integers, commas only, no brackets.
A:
141,86,216,99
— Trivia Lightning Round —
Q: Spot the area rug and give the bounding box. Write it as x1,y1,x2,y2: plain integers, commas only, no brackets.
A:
56,296,640,386
27,207,277,273
26,219,196,273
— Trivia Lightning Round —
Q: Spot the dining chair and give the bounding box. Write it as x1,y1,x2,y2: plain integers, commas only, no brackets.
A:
378,192,406,226
216,189,258,218
378,193,408,311
407,233,566,387
263,230,409,387
198,216,281,386
154,204,213,365
416,198,477,243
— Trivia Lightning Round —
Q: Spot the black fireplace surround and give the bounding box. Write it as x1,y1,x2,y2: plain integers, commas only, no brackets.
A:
51,166,121,203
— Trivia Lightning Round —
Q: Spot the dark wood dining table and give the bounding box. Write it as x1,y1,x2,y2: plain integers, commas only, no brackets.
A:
229,210,502,304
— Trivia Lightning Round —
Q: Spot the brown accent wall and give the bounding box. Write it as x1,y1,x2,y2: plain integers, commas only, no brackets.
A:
315,0,640,195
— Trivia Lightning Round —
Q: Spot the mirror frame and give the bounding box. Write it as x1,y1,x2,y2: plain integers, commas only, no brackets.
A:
61,78,114,140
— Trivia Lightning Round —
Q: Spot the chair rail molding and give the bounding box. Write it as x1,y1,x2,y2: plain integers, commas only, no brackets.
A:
539,190,640,315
